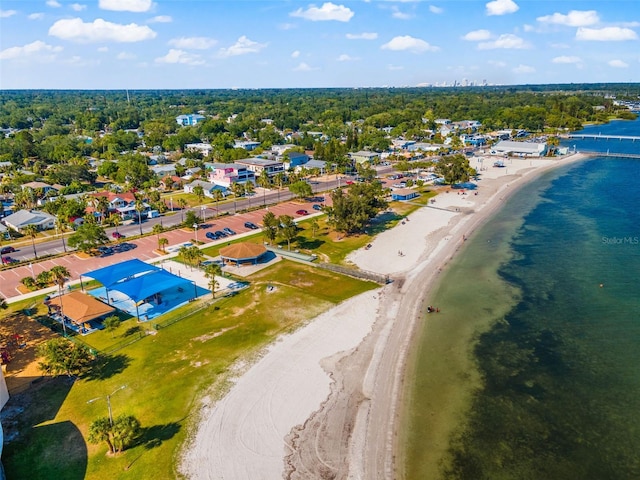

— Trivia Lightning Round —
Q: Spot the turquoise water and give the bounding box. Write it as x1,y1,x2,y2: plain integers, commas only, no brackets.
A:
404,118,640,479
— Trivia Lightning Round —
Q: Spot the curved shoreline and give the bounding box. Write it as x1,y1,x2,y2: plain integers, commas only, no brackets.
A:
180,153,589,480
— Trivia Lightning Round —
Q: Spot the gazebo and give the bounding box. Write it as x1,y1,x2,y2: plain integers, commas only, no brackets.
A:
219,242,268,266
46,290,115,330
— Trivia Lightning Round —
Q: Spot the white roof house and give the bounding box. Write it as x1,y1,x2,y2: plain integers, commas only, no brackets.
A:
2,209,56,231
492,141,547,157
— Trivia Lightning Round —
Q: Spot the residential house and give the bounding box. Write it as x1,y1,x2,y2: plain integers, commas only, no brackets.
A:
234,140,261,151
184,180,228,198
207,163,256,188
295,159,326,175
391,189,419,201
281,151,309,169
235,158,285,177
176,114,206,126
350,151,380,165
159,175,183,191
2,209,56,232
150,164,177,178
185,143,213,157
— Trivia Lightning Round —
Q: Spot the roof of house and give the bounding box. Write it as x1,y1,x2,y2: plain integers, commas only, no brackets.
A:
219,242,267,260
392,188,418,197
235,157,283,167
350,151,379,158
2,209,56,229
47,291,115,324
22,181,56,190
493,140,545,153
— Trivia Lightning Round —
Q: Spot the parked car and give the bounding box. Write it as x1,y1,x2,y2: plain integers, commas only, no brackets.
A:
214,230,227,238
296,209,309,215
112,232,125,239
0,246,16,254
244,221,259,230
1,256,17,265
206,231,219,240
223,227,236,236
312,204,323,211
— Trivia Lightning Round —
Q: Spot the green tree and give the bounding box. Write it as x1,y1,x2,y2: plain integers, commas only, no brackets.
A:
326,182,387,235
192,185,205,205
37,338,95,377
212,189,224,217
68,222,109,253
49,265,71,334
288,180,313,200
278,215,297,250
434,154,476,185
257,169,271,206
152,223,164,250
262,211,278,244
23,224,39,259
177,197,188,222
103,315,121,338
184,210,198,228
158,237,168,253
310,218,320,238
55,217,68,253
111,414,142,453
88,417,116,454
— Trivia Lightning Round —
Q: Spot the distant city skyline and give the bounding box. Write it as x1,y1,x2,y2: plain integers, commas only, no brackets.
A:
0,0,638,90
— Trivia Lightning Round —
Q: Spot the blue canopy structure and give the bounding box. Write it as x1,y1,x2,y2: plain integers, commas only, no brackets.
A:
110,270,193,303
83,259,160,288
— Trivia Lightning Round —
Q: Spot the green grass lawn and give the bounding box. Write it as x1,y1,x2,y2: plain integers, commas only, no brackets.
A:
2,260,377,480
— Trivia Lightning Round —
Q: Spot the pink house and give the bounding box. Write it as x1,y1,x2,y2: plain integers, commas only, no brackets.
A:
206,162,256,188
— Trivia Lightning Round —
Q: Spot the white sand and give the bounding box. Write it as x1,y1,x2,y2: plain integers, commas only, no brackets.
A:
181,154,588,480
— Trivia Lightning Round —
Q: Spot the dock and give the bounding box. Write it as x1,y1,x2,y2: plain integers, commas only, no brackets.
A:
568,134,640,141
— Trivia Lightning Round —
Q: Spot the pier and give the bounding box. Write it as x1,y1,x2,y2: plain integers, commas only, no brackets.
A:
568,134,640,141
580,150,640,160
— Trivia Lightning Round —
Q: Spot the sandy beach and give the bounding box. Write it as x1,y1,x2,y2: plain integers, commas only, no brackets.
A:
180,153,589,480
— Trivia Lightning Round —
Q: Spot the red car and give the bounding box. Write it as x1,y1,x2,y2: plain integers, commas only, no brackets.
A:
0,246,15,254
2,256,17,265
112,232,125,239
295,209,308,216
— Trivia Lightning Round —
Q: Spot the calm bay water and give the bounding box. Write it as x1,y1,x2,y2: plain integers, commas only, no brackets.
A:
401,118,640,479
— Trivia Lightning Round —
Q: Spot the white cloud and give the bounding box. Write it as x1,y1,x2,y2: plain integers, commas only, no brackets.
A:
0,9,17,18
513,64,535,73
278,23,297,30
488,60,507,67
70,3,87,11
169,37,216,50
337,54,357,61
155,49,204,65
346,32,377,40
97,46,108,52
388,64,404,71
462,29,492,41
148,15,172,23
608,59,628,68
117,51,137,60
523,24,535,32
429,5,443,14
486,0,518,16
291,50,300,58
537,10,599,27
576,27,638,41
217,36,267,58
381,35,439,53
293,62,317,71
478,34,530,50
391,7,412,20
0,40,62,60
46,0,62,7
552,55,582,64
99,0,154,12
29,12,45,20
49,18,157,43
290,2,354,22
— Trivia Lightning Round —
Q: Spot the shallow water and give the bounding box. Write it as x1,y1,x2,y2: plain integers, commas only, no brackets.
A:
401,120,640,479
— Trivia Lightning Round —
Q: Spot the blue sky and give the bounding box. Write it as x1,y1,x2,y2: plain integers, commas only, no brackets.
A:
0,0,638,89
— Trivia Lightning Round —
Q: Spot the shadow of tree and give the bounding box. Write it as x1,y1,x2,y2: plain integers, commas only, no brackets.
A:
297,238,324,250
82,353,131,381
366,211,403,235
140,422,181,450
123,325,142,337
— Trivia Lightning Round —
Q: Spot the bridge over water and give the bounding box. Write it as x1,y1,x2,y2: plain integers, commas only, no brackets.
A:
580,150,640,159
568,134,640,141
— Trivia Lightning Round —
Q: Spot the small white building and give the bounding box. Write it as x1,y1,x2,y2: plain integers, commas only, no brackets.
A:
491,141,547,157
2,209,56,232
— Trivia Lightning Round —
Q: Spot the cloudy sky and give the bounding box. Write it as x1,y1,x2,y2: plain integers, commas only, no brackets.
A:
0,0,638,89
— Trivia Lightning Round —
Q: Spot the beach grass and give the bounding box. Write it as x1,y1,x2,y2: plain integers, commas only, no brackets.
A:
2,260,376,480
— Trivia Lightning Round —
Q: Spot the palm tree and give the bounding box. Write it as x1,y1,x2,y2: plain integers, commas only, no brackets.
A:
50,265,71,336
203,263,222,298
158,237,168,253
192,185,205,206
310,218,320,238
95,196,110,224
55,217,68,253
232,182,245,214
23,224,39,259
109,213,122,239
278,215,297,250
244,182,254,208
134,199,145,236
257,169,271,207
152,224,164,251
211,189,224,218
177,198,188,223
274,172,285,202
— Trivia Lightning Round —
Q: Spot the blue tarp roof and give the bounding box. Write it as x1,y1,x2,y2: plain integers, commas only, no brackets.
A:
83,259,160,288
109,270,193,303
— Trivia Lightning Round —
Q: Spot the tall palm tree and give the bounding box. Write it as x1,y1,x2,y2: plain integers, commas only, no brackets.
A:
95,196,110,224
177,198,188,223
134,199,145,236
109,213,121,236
257,169,271,207
274,172,285,202
232,182,245,214
203,263,222,298
212,189,223,218
55,217,68,253
50,265,71,336
23,224,39,259
152,224,164,251
158,237,168,253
